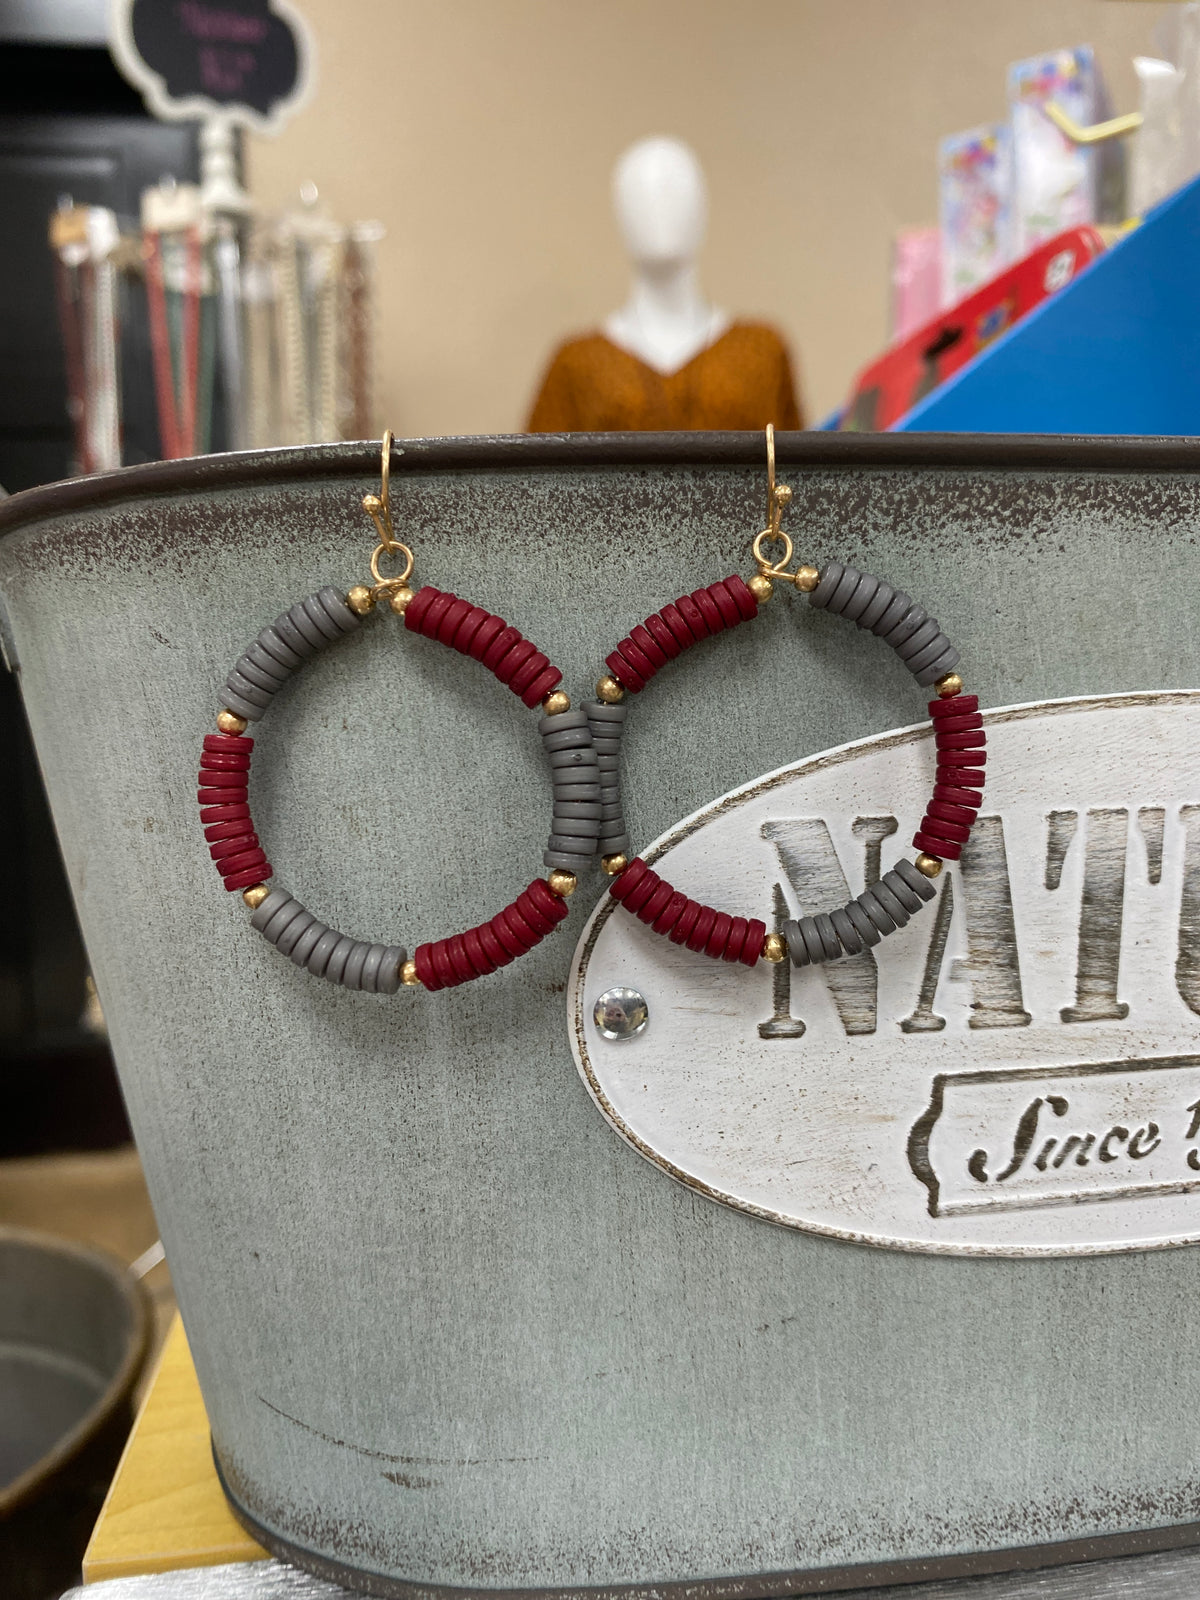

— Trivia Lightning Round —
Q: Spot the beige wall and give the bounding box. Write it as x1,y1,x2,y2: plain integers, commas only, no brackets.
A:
247,0,1166,436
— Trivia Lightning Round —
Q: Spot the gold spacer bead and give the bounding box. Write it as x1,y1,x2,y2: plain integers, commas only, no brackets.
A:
547,869,577,897
216,709,248,735
915,852,944,879
794,564,820,593
596,675,626,704
242,884,270,910
401,959,422,987
602,852,628,875
935,672,963,699
346,584,376,616
542,690,571,716
748,573,774,603
762,931,786,963
389,585,414,616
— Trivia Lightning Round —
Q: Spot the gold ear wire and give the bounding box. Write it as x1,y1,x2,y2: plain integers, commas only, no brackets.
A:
362,430,398,552
751,424,812,591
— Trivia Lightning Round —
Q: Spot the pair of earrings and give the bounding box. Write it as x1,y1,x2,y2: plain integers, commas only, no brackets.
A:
197,430,984,996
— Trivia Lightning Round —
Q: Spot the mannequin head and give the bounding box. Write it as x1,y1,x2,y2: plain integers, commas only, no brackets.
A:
612,137,707,267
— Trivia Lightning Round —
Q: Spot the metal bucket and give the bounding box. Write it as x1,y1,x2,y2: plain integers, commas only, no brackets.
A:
2,434,1200,1597
0,1228,148,1600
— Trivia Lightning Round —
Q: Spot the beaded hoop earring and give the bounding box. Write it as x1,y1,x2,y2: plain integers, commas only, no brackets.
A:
198,435,600,996
590,426,985,973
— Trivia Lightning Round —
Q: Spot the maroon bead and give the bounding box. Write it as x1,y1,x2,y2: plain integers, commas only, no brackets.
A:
508,649,550,697
938,765,985,790
675,593,709,640
205,819,253,842
475,922,511,970
488,913,526,960
934,712,984,738
723,916,749,963
741,919,766,967
670,899,703,946
920,815,970,845
687,905,718,953
200,802,250,826
413,944,440,990
445,935,476,984
618,635,657,681
660,602,696,649
607,648,645,693
514,892,556,938
199,749,251,771
419,590,456,641
203,733,254,753
929,694,979,719
637,881,676,926
644,613,681,660
723,573,759,622
630,624,667,671
610,858,648,900
652,890,689,935
928,799,975,827
198,787,247,808
462,926,497,977
522,665,562,708
196,767,246,788
403,585,441,635
452,605,490,654
622,867,663,915
691,587,725,634
481,624,522,671
469,613,507,661
935,729,987,753
705,911,733,958
934,783,983,809
707,582,740,629
430,941,458,991
493,638,538,686
526,878,569,924
499,904,540,950
210,832,258,861
913,829,961,862
218,847,268,877
436,595,474,646
224,863,273,891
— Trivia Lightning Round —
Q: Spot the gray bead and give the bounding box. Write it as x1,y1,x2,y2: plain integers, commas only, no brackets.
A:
234,654,287,694
220,687,265,722
553,783,601,803
585,700,627,724
242,641,292,683
783,919,809,967
548,748,598,770
301,593,345,643
600,802,625,820
273,610,319,659
315,586,360,634
553,801,603,819
915,645,961,687
597,832,630,854
589,738,623,755
323,934,356,986
894,617,942,661
596,754,620,772
257,625,305,670
871,879,911,927
827,566,862,616
549,815,599,838
856,580,895,631
809,562,844,610
375,946,407,995
538,708,590,734
261,898,309,945
290,920,331,969
856,889,898,935
548,832,598,852
305,927,343,978
880,603,928,650
814,913,842,960
844,899,882,948
798,916,828,965
359,943,389,993
881,869,924,915
225,669,274,708
893,858,938,902
276,908,318,957
905,633,954,676
542,726,593,752
544,848,593,871
342,941,370,991
830,906,863,956
870,590,913,638
841,571,879,622
287,601,328,650
250,887,295,932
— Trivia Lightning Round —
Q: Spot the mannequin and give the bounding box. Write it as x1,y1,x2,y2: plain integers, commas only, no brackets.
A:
527,136,801,432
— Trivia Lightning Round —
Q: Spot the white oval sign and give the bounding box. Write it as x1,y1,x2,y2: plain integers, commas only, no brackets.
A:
569,692,1200,1256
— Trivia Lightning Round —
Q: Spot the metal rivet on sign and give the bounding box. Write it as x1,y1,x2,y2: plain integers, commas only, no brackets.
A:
593,987,649,1041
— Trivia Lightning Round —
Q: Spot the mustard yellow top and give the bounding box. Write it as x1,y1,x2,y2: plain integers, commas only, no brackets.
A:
526,323,803,433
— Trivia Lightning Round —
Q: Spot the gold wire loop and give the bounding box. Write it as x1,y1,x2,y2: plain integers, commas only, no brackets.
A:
362,431,398,552
369,539,414,594
753,423,804,584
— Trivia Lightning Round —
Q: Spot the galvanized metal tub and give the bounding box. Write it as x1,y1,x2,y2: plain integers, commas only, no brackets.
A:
2,434,1200,1597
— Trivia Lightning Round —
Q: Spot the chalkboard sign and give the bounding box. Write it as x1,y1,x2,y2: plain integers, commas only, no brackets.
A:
110,0,314,133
